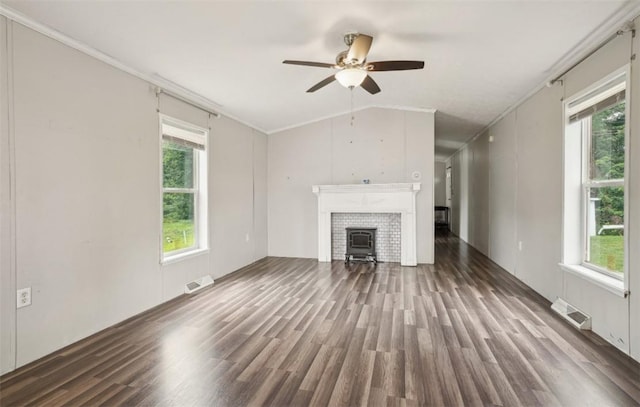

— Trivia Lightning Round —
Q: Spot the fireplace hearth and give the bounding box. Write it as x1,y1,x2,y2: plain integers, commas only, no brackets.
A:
345,227,377,264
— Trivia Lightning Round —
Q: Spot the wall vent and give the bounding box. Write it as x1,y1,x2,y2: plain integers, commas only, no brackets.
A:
551,298,591,330
184,275,214,294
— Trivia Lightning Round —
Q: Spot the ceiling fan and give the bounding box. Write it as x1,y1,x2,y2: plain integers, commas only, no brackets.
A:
283,32,424,94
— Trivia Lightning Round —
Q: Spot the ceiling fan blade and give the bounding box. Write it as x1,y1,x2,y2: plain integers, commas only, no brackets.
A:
283,60,336,68
360,75,381,95
366,60,425,71
346,34,373,64
307,75,336,92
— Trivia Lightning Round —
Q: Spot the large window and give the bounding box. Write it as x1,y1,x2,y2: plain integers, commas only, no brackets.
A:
161,116,208,260
564,68,628,284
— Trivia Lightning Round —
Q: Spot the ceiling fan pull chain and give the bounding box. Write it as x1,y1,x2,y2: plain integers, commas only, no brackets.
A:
350,87,355,126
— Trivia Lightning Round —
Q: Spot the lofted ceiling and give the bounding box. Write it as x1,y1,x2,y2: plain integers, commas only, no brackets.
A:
3,1,636,160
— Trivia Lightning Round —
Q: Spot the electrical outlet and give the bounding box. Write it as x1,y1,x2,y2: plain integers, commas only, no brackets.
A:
17,287,31,308
518,241,523,251
245,233,250,242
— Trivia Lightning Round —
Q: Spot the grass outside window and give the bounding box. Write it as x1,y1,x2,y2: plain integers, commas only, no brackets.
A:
588,235,623,275
163,220,195,253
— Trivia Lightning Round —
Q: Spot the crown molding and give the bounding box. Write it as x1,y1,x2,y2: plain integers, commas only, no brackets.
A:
268,105,437,134
0,5,436,137
547,1,640,82
0,4,270,135
444,1,640,162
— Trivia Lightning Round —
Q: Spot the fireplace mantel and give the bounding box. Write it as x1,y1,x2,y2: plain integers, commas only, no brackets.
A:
313,183,420,266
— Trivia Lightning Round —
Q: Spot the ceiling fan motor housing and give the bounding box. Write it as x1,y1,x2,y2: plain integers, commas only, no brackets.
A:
343,32,359,46
336,50,349,66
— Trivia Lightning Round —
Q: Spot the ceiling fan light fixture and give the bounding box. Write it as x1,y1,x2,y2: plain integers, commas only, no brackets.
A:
335,68,367,88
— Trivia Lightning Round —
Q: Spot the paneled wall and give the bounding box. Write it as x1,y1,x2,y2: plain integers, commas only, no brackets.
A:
268,108,435,264
433,161,446,207
0,21,267,372
447,21,639,360
488,112,518,273
0,15,15,375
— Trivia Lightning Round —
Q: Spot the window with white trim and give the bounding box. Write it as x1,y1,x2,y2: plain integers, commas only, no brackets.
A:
563,68,627,282
161,116,208,260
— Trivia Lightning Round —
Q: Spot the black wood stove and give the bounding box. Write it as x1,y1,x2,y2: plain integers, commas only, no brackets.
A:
345,227,377,264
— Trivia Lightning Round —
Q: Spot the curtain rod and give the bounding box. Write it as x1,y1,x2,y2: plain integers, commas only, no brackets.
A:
155,87,220,118
549,24,635,86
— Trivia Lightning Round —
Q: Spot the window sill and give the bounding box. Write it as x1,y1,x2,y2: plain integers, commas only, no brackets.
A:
161,248,209,265
559,263,628,298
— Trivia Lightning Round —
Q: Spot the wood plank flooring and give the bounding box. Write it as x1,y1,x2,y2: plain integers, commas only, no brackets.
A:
2,231,639,406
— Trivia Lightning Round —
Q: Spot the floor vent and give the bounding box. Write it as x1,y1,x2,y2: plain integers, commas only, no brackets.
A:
184,275,214,294
551,298,591,330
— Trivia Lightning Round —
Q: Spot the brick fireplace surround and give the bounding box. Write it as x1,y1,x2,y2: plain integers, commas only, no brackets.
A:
312,183,420,266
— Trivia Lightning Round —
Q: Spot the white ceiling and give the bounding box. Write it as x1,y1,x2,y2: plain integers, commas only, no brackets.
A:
3,1,636,160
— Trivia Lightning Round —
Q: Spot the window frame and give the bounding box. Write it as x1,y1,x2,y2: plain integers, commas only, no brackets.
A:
159,114,209,263
562,65,630,293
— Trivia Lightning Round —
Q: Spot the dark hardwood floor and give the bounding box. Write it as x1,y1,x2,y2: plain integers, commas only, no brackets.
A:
2,231,639,406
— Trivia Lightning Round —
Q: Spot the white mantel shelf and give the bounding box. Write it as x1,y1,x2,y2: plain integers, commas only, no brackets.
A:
313,183,421,266
312,183,421,194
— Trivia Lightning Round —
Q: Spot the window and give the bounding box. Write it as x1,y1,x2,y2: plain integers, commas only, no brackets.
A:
563,68,628,285
161,116,208,260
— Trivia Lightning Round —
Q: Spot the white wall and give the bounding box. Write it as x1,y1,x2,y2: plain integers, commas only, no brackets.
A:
447,20,639,360
468,133,490,255
447,133,490,256
210,117,268,278
0,15,16,375
0,21,267,372
488,113,518,274
434,161,446,207
268,108,435,264
448,145,469,242
514,84,563,301
448,153,460,236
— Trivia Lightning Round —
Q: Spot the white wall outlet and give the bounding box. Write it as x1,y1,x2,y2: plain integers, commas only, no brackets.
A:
17,287,31,308
518,241,523,251
245,233,250,242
